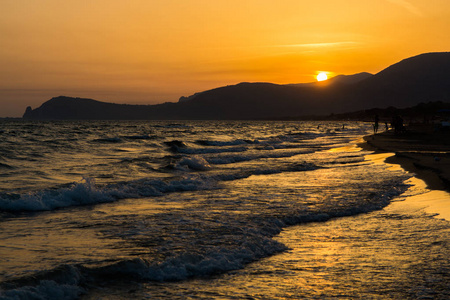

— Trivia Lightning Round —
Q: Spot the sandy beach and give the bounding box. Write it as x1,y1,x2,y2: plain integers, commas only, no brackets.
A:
361,124,450,221
361,124,450,191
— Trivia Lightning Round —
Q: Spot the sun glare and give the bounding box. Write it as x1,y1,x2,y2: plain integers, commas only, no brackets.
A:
317,72,328,81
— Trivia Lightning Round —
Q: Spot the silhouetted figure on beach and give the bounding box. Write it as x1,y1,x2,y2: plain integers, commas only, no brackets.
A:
385,122,389,131
373,115,379,134
392,115,404,134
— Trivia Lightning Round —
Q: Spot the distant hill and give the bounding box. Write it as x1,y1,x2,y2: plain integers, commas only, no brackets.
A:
343,52,450,111
23,52,450,120
285,72,373,88
22,96,179,120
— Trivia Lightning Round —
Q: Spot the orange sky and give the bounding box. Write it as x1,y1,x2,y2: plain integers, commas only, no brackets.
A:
1,0,449,117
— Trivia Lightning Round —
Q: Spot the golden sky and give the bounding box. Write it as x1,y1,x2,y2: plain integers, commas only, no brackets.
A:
1,0,449,117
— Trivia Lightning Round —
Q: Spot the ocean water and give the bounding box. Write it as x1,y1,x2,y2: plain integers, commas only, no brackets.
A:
0,120,448,299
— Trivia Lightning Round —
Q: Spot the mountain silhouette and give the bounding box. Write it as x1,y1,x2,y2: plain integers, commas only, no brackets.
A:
23,52,450,120
285,72,373,88
345,52,450,111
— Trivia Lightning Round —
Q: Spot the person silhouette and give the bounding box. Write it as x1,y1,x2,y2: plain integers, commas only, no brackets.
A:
395,115,404,134
373,115,379,134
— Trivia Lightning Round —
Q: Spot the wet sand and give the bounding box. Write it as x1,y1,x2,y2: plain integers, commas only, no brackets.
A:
361,124,450,192
361,124,450,221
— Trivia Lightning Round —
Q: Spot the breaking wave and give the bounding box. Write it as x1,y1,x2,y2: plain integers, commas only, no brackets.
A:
0,160,319,212
0,179,409,300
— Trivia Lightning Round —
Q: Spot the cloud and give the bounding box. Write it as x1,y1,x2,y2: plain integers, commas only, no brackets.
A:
386,0,422,16
280,42,361,48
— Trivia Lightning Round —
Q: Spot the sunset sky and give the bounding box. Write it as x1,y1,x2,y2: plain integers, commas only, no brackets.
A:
1,0,449,117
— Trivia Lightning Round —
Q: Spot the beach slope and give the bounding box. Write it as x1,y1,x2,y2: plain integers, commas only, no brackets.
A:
361,124,450,191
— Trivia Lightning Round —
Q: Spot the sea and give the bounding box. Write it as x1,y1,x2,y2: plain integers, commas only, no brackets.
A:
0,120,448,299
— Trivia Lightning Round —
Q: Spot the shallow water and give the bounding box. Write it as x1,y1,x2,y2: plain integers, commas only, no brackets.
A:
133,201,448,299
0,120,447,299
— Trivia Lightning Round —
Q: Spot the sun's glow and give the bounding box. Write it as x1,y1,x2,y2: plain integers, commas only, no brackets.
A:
1,0,450,117
317,72,328,81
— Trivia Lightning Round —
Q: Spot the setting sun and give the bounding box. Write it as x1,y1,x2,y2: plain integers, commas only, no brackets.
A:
317,72,328,82
1,0,450,117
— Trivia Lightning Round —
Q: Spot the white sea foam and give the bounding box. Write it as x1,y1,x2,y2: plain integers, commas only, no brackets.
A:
6,121,424,299
0,265,84,300
0,156,322,212
90,235,287,282
0,176,213,212
0,183,409,298
175,156,212,171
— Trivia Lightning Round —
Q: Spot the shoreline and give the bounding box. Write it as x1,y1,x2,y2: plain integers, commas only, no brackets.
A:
359,124,450,221
360,124,450,192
